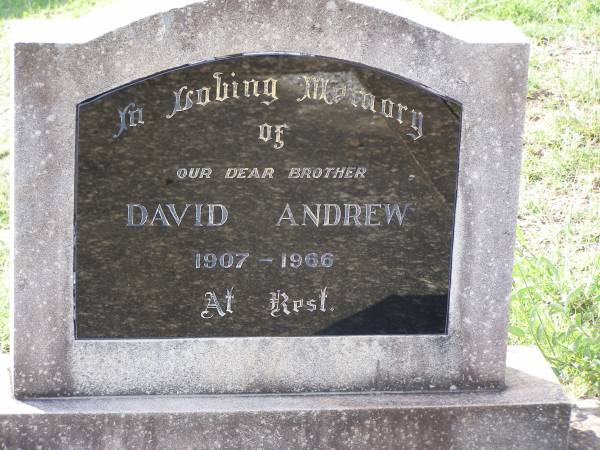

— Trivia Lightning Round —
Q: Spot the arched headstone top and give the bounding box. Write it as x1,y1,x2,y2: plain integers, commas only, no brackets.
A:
12,0,528,44
13,0,528,103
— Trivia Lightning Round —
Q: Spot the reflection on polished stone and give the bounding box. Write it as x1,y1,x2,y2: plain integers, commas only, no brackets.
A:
75,54,461,338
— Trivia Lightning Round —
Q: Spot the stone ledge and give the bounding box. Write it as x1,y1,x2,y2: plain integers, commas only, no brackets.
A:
0,346,571,449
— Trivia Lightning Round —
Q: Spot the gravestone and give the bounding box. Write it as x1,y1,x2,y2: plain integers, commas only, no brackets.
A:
2,0,570,448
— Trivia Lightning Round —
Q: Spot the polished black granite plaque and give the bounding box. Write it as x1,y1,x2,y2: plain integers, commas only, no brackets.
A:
75,54,461,338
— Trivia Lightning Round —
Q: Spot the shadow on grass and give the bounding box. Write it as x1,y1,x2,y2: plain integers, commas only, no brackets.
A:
0,0,104,21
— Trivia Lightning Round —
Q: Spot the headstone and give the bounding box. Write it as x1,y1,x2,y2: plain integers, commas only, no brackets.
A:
2,1,570,448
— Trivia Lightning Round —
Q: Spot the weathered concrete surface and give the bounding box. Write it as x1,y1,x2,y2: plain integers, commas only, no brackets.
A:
569,399,600,450
0,347,571,449
12,0,529,397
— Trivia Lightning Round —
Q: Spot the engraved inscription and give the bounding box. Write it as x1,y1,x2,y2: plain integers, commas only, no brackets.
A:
258,123,289,149
113,102,144,138
126,203,229,227
275,203,411,227
296,75,424,140
201,288,235,319
195,253,250,269
75,54,460,338
269,287,331,317
166,72,279,119
176,167,213,179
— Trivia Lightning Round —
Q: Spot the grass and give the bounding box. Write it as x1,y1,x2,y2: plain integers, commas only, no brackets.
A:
0,0,598,397
0,0,111,19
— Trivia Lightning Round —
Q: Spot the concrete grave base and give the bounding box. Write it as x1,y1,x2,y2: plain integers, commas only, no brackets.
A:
0,346,570,449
